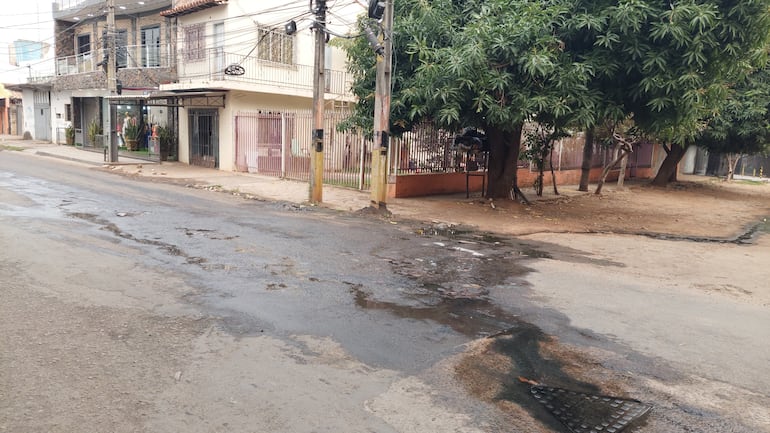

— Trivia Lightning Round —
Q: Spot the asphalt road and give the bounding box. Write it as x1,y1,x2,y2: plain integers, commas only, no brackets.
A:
1,151,767,433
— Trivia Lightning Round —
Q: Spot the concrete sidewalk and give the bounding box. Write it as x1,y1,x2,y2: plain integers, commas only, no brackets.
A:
1,137,392,215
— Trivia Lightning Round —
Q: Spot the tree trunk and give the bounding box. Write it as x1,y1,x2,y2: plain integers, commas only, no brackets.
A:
486,124,523,199
549,143,559,195
725,153,742,181
595,145,631,195
617,152,628,189
651,142,688,187
578,128,594,192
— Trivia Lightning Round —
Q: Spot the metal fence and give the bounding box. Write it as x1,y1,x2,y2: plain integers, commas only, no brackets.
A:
55,44,173,76
234,113,655,191
235,110,371,190
179,48,352,97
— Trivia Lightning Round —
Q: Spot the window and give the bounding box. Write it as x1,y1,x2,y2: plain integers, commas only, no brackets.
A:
116,30,128,68
141,26,161,67
64,104,72,122
77,34,91,54
256,26,294,65
184,23,205,61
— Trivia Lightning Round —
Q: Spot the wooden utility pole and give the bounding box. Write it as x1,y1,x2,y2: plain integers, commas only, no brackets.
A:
106,0,118,162
370,0,393,209
309,0,327,203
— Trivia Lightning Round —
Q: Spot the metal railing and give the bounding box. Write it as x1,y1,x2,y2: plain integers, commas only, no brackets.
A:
179,48,352,96
55,44,173,76
53,0,96,10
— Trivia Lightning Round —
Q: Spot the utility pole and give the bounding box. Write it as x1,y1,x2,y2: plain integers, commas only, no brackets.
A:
106,0,118,163
370,0,393,209
309,0,327,203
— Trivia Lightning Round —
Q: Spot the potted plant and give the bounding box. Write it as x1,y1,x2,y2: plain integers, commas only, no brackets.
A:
65,125,75,145
123,118,141,151
156,125,175,161
87,119,102,147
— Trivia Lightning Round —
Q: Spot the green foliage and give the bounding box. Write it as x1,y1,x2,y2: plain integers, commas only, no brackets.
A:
697,68,770,156
567,0,770,144
123,120,141,141
87,119,102,146
341,0,770,190
521,124,571,196
65,125,75,145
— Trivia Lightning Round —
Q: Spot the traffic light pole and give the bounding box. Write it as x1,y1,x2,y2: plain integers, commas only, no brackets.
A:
370,0,393,209
309,0,327,203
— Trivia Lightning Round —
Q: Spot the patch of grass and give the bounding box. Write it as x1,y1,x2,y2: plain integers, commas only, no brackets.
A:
735,179,767,185
0,145,24,151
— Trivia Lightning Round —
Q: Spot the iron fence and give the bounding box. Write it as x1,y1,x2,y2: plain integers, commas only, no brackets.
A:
179,48,352,97
233,112,655,192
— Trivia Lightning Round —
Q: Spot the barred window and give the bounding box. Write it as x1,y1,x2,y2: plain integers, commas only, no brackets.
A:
256,26,294,65
185,24,205,61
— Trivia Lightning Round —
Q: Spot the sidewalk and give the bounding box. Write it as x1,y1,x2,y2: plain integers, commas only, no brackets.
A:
1,137,392,215
1,136,584,234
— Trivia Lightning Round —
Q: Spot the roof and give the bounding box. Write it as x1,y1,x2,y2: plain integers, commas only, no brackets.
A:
160,0,228,17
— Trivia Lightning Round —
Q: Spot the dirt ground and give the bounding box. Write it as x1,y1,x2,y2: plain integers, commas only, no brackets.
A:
394,174,770,240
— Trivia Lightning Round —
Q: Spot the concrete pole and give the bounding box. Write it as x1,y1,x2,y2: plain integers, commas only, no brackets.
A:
309,0,327,204
369,0,393,209
107,0,119,162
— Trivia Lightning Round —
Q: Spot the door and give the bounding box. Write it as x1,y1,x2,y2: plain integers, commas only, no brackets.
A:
116,30,128,68
141,26,161,67
213,23,225,79
189,110,218,168
35,107,51,141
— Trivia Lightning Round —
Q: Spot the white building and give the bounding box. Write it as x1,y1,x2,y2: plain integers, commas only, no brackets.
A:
158,0,361,171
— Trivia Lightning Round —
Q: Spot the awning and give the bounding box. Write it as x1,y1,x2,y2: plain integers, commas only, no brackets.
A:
106,91,226,108
160,0,228,17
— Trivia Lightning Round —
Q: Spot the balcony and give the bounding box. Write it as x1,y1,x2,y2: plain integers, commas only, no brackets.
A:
53,0,171,20
55,44,173,76
175,47,353,98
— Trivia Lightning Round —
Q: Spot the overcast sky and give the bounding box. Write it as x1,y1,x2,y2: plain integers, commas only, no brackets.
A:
0,0,55,84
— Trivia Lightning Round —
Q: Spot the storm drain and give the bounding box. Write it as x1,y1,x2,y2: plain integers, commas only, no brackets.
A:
531,385,651,433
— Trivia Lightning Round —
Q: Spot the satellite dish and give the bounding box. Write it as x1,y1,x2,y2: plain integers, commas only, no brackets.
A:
224,64,245,76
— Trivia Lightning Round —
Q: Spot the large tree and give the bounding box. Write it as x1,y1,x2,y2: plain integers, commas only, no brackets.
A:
697,68,770,180
568,0,770,186
343,0,770,196
343,0,597,198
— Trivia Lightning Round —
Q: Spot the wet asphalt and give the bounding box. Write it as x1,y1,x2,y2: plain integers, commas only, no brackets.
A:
2,152,766,433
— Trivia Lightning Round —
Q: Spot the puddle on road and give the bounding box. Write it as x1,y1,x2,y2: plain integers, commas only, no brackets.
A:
350,283,523,338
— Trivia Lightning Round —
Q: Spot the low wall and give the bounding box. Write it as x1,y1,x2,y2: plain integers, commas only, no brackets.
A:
388,166,653,198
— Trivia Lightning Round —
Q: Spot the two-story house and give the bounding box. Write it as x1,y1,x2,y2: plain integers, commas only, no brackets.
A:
157,0,359,171
51,0,176,153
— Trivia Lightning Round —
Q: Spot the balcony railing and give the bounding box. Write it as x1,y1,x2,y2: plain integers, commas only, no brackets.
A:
55,44,173,76
177,48,352,96
53,0,94,10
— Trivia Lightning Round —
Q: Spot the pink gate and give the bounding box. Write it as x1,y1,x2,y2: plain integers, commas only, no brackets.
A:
235,112,287,175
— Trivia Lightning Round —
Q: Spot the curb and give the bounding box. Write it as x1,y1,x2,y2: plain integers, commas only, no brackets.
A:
35,150,153,166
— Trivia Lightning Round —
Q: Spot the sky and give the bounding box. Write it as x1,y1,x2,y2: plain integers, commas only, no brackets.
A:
0,0,56,84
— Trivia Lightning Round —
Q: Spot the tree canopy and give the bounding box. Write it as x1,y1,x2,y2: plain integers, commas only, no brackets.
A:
342,0,770,195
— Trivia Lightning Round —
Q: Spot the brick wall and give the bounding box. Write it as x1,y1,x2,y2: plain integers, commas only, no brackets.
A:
55,20,75,57
52,68,176,91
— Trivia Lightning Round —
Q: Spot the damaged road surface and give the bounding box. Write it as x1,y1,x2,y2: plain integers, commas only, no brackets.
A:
1,153,768,433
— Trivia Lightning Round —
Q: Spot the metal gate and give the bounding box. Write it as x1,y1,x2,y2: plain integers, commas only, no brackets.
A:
34,91,51,141
234,110,371,190
235,112,285,175
189,109,218,168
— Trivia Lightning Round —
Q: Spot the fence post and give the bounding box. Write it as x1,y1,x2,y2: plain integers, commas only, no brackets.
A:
359,137,366,190
281,113,287,177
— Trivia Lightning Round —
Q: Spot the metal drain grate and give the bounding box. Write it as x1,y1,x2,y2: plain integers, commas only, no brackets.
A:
531,385,652,433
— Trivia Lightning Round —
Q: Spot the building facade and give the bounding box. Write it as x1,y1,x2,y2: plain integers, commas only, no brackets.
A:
51,0,176,149
157,0,358,171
